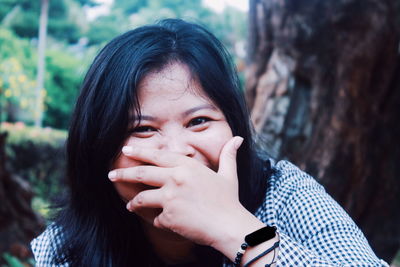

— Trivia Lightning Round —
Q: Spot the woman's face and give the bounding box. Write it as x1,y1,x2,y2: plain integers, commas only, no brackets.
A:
112,62,233,203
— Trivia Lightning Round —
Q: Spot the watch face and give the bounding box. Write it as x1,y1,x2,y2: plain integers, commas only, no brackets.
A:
245,226,276,247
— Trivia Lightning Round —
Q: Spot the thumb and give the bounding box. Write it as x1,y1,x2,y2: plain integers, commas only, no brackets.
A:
217,136,244,180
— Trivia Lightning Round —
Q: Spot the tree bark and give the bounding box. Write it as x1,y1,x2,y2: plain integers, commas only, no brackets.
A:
246,0,400,262
0,132,45,264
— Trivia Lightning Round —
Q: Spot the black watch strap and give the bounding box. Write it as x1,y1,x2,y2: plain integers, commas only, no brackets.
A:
244,225,277,247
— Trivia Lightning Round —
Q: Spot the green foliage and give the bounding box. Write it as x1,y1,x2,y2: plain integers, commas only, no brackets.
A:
47,18,80,44
47,0,87,44
43,49,85,129
206,7,247,57
112,0,210,26
0,0,31,24
111,0,245,58
5,2,39,38
0,58,37,123
86,13,124,45
0,122,67,207
75,0,98,7
113,0,149,15
32,195,51,218
1,253,25,267
146,0,204,17
0,27,88,129
0,0,247,128
0,27,38,123
393,250,400,266
1,252,34,267
0,0,88,43
0,27,36,75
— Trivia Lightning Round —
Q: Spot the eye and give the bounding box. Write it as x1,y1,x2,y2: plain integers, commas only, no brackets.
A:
187,117,211,128
133,126,156,133
130,126,157,137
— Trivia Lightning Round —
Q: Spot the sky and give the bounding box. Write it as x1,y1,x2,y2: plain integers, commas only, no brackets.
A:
86,0,248,20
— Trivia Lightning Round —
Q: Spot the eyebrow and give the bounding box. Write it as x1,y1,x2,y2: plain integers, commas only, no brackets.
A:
136,104,217,122
183,104,216,116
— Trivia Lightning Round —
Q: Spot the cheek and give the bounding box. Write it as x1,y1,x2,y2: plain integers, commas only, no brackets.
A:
114,181,149,203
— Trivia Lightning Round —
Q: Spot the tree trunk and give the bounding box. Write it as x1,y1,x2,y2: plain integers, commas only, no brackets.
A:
0,132,45,264
246,0,400,262
35,0,49,127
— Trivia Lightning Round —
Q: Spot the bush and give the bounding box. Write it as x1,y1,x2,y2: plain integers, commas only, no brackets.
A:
0,27,38,124
43,49,85,129
0,122,67,216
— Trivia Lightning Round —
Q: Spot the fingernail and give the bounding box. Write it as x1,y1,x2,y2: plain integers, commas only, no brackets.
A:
135,195,142,204
108,171,117,179
122,146,133,154
234,137,244,150
126,202,132,211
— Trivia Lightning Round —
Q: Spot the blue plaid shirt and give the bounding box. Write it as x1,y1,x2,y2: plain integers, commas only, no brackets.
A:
31,160,388,266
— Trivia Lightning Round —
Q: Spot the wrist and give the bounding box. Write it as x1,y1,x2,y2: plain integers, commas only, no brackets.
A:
209,206,266,261
241,234,279,267
234,225,278,266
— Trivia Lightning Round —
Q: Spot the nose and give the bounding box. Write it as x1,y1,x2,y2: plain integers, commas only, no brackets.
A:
158,133,195,157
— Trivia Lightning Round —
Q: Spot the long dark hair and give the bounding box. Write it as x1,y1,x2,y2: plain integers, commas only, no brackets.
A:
54,19,269,266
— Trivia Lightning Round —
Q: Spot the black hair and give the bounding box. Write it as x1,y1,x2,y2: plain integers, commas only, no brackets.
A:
54,19,270,266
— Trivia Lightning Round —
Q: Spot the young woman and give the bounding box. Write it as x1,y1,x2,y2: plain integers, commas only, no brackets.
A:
31,19,387,267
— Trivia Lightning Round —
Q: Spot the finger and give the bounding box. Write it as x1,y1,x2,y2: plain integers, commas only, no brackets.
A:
126,188,163,211
108,166,168,187
121,146,189,167
217,136,243,180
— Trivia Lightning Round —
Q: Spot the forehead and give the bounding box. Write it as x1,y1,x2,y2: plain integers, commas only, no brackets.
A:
137,62,212,102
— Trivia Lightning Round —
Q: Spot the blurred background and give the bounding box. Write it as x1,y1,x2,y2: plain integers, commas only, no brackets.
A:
0,0,399,266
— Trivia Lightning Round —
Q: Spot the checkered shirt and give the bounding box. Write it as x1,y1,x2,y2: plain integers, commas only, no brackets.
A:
31,160,389,266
